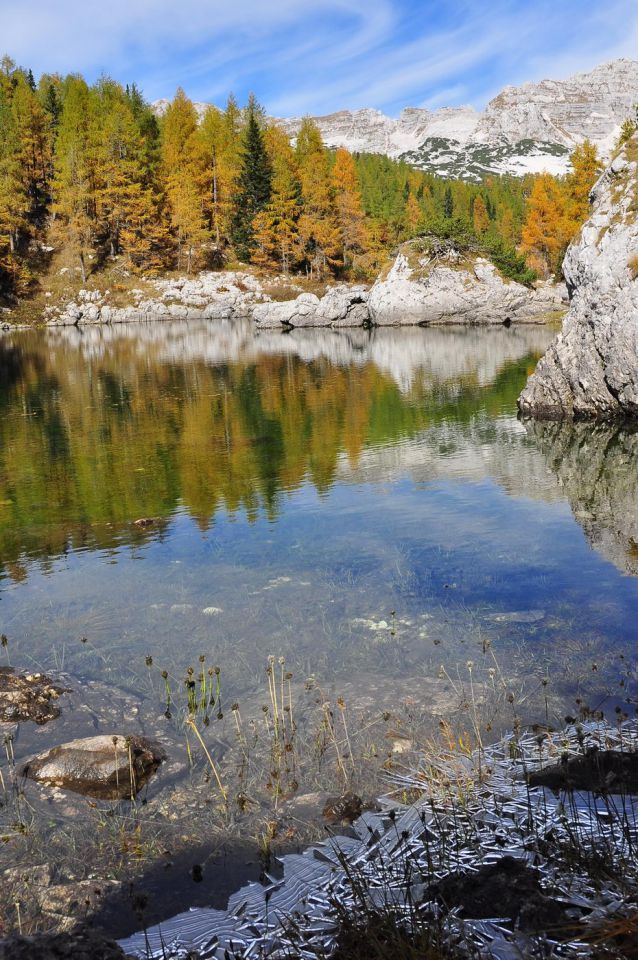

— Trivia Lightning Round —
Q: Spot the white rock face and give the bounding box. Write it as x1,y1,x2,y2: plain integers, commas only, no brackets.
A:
367,248,566,327
476,60,638,156
273,59,638,180
519,136,638,419
253,286,369,329
277,105,480,158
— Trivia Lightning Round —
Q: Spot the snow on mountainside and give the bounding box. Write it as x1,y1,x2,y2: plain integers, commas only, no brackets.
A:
152,59,638,182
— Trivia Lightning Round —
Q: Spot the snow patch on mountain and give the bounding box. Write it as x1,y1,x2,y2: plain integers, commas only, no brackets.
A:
279,59,638,181
152,59,638,182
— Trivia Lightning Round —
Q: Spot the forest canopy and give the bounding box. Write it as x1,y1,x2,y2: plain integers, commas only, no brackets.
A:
0,55,602,304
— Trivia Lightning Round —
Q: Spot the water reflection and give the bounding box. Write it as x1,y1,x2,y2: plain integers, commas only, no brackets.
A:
525,418,638,577
1,320,637,719
0,321,552,582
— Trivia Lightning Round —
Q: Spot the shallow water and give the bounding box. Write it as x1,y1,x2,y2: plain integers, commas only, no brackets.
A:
1,319,638,723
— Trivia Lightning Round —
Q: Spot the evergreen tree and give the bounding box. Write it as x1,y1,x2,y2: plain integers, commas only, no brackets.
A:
444,186,454,218
40,78,61,131
231,103,272,261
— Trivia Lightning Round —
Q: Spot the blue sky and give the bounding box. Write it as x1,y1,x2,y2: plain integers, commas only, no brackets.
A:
2,0,638,116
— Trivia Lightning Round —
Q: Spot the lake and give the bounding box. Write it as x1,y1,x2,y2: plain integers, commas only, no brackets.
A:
2,319,637,704
2,318,638,932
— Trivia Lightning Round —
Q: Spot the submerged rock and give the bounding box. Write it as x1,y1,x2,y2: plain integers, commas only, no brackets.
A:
367,243,565,326
22,734,166,799
485,609,545,623
519,136,638,419
429,856,569,932
0,667,64,725
529,748,638,793
322,791,366,824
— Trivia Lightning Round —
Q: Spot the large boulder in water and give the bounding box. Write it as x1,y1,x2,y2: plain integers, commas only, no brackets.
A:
519,136,638,419
22,734,166,799
252,286,369,329
367,241,564,326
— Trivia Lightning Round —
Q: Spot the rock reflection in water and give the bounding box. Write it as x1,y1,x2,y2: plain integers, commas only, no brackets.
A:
525,418,638,577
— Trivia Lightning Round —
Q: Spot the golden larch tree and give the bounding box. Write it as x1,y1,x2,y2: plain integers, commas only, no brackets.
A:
252,124,302,274
332,147,369,273
160,89,209,273
473,195,490,235
295,118,341,278
520,174,571,277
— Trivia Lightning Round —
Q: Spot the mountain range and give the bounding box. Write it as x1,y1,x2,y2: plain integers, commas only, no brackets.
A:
153,58,638,181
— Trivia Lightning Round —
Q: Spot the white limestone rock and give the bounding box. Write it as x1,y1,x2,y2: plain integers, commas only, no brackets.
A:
367,246,558,326
253,293,321,329
253,286,369,329
271,59,638,180
519,137,638,419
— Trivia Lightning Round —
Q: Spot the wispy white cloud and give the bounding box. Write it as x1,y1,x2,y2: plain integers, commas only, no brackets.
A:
2,0,638,115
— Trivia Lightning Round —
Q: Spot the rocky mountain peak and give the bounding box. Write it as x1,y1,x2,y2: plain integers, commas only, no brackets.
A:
151,58,638,181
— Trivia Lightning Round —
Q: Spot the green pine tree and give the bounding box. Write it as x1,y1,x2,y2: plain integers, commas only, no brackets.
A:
231,104,272,261
444,186,454,219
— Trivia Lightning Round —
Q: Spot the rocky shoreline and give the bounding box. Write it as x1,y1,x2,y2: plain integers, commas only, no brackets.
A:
119,719,638,960
4,664,638,960
6,241,567,332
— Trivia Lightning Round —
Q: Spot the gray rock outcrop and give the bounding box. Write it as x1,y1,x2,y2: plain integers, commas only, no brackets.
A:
367,246,566,326
22,734,166,799
41,255,561,332
46,272,265,327
519,137,638,419
253,285,369,329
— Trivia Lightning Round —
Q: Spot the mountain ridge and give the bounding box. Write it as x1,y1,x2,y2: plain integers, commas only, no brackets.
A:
153,58,638,181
